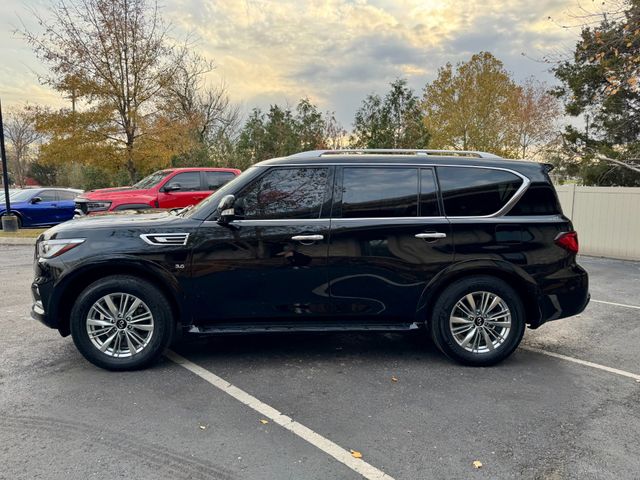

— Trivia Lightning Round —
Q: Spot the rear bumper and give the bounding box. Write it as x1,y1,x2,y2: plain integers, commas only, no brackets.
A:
530,264,590,328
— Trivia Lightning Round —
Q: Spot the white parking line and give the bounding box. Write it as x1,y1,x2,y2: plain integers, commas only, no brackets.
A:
591,299,640,310
521,346,640,382
165,350,395,480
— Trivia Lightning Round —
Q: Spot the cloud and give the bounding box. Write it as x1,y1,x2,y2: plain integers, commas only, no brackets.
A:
0,0,602,127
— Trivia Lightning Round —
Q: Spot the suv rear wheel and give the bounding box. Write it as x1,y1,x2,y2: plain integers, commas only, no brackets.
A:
70,276,174,370
430,275,525,366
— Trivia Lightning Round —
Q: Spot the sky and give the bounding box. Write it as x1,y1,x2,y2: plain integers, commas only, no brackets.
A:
0,0,605,128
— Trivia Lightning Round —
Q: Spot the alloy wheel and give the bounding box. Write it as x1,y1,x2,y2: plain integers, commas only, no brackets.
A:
449,291,512,354
85,293,155,358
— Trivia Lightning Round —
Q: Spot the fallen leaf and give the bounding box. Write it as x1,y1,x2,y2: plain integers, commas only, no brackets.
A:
350,449,363,459
260,419,269,424
472,460,483,469
391,376,398,382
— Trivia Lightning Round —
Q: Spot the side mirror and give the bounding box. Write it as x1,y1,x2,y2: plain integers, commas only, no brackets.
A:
30,196,42,204
217,194,236,225
163,183,181,192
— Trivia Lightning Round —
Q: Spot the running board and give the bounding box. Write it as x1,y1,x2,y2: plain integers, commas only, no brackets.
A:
188,321,421,335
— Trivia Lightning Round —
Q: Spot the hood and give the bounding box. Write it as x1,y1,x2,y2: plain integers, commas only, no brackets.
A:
79,187,152,201
42,210,189,240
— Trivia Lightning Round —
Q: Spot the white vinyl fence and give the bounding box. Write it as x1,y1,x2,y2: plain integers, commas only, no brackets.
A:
555,185,640,260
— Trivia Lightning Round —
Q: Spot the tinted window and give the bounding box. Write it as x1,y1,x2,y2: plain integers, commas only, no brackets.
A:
506,183,561,216
38,190,58,202
205,171,236,190
420,169,440,216
341,167,418,218
57,190,79,201
167,172,202,192
236,167,329,219
437,167,522,216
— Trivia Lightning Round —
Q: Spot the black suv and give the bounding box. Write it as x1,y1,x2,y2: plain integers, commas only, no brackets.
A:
31,149,589,370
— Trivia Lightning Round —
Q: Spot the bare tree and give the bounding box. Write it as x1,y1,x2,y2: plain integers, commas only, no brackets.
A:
161,51,240,154
21,0,182,181
4,107,42,186
514,79,561,159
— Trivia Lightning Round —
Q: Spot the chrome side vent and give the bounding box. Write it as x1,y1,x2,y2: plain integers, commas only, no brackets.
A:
140,233,190,246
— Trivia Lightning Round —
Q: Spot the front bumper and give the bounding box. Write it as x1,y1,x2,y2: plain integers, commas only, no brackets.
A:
31,278,57,330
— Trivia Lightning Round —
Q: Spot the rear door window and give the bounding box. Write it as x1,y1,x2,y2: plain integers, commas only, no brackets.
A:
420,168,440,217
341,167,418,218
437,167,522,216
57,190,79,201
205,171,236,190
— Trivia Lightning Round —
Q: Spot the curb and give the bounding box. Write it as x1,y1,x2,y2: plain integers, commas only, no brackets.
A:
0,237,37,246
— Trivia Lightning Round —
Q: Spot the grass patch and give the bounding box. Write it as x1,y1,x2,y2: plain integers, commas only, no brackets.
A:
0,228,47,238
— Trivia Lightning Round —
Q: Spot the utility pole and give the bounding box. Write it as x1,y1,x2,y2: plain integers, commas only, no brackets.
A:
0,99,19,232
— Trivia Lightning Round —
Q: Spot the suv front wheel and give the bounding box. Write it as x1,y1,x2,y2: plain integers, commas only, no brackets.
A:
70,275,174,370
430,275,525,366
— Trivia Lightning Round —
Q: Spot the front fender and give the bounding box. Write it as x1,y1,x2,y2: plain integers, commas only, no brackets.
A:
49,255,188,335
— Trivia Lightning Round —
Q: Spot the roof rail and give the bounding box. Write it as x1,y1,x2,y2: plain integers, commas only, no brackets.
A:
286,149,502,159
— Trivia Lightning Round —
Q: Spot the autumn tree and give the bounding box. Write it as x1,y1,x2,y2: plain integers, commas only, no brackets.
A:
21,0,200,182
553,0,640,185
352,79,429,149
4,106,42,186
514,79,562,158
422,52,522,157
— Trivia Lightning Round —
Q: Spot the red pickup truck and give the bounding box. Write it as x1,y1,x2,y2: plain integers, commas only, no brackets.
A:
75,167,241,214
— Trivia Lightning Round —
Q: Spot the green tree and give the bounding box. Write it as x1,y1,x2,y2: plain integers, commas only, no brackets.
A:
235,99,344,165
352,79,429,148
552,0,640,184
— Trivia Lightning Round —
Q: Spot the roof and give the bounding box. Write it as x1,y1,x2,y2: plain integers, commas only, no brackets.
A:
162,167,241,172
255,149,546,178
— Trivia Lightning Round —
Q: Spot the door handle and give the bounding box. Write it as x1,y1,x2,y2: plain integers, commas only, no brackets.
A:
415,232,447,239
291,234,324,242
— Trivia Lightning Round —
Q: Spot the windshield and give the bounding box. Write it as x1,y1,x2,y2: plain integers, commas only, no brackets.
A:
132,170,170,190
7,190,38,202
0,189,18,202
185,167,258,219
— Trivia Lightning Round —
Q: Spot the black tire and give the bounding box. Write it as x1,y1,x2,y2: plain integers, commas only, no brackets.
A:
429,275,525,366
70,275,174,371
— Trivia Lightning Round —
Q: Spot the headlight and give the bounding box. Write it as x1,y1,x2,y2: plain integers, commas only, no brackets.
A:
86,201,111,212
38,238,85,259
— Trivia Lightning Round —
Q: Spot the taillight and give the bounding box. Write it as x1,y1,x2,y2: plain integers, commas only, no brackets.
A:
555,231,579,254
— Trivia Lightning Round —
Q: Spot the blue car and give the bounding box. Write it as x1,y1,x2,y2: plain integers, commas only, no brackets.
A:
0,188,83,228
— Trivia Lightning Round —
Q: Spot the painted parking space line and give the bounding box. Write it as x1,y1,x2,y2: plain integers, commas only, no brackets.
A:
591,299,640,310
166,350,395,480
521,346,640,382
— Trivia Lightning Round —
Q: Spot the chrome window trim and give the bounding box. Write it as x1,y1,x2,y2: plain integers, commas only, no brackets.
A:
206,164,531,222
232,219,330,225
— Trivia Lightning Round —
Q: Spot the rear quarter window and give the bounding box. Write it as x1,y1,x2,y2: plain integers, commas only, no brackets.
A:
506,183,561,216
437,166,522,216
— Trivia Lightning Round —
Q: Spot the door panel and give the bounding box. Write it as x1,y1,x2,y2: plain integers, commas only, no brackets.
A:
189,166,334,325
190,220,331,323
328,218,453,320
158,171,208,209
327,166,453,322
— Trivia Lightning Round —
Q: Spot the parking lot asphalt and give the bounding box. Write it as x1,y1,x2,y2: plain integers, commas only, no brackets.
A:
0,246,638,480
